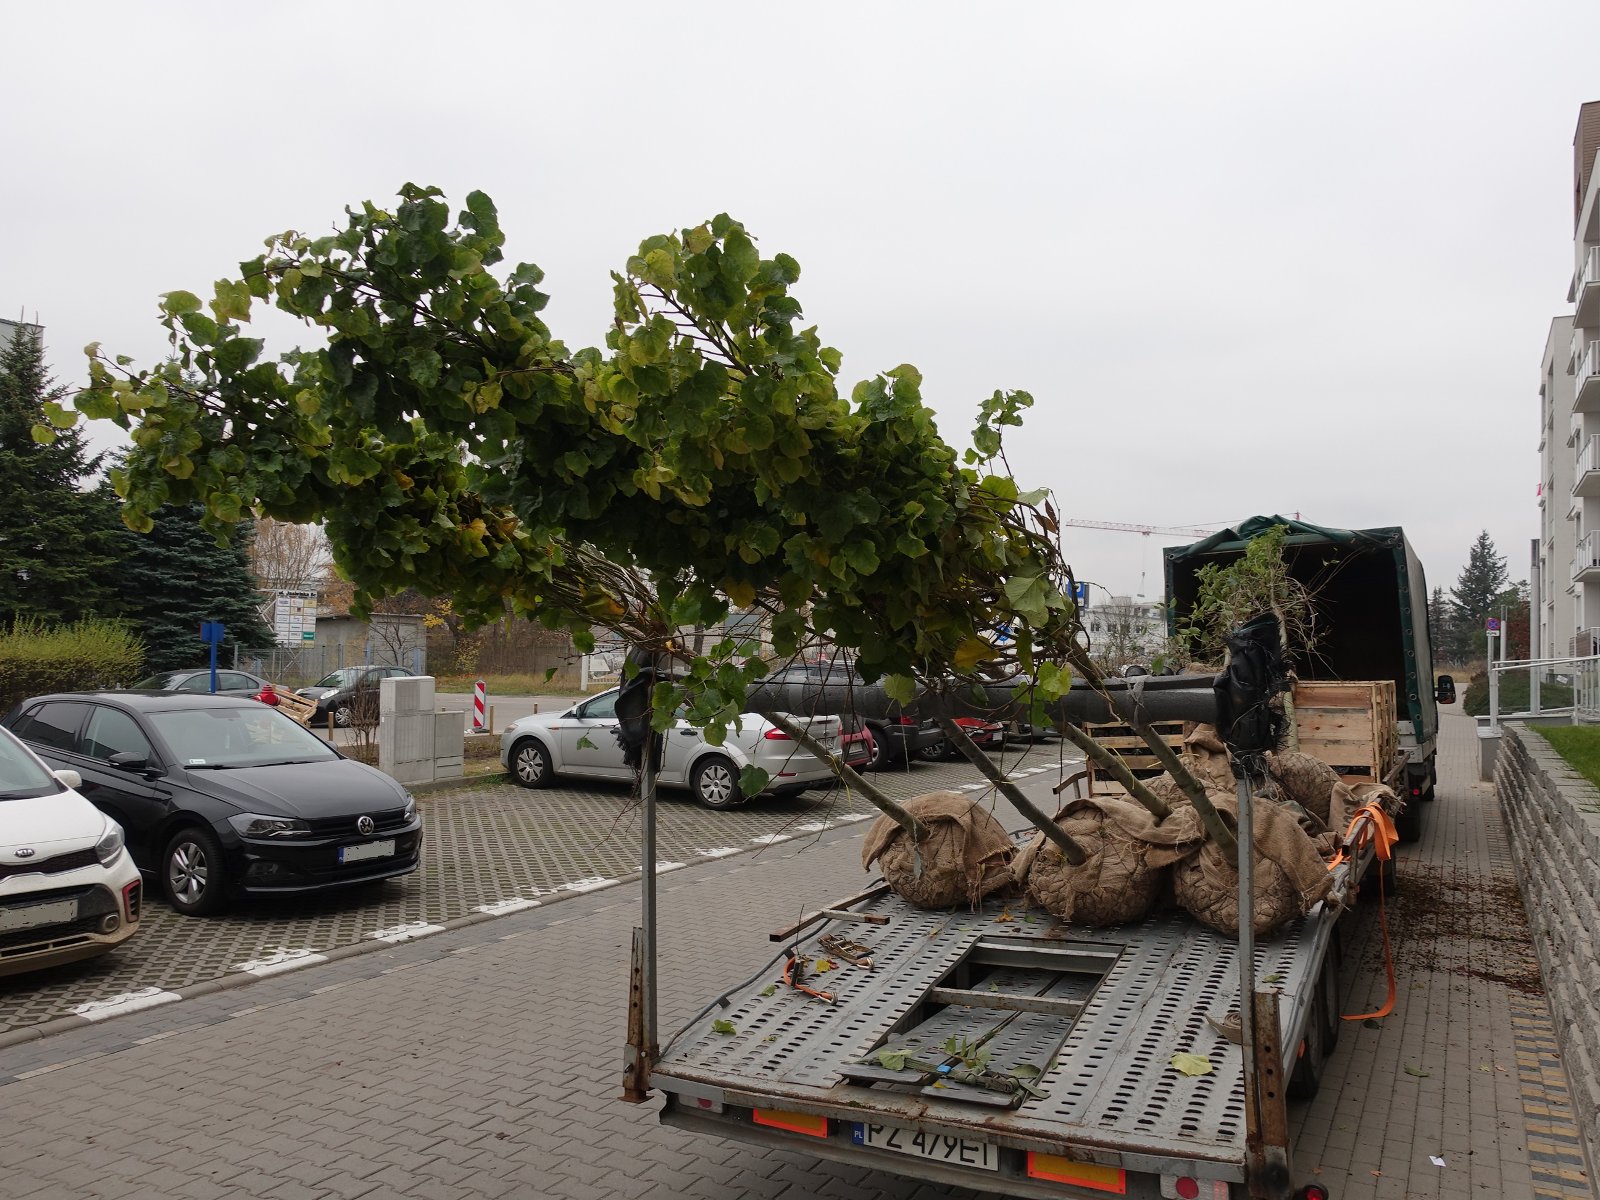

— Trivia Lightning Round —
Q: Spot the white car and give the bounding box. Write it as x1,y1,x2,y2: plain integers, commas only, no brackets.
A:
0,726,142,976
499,687,864,808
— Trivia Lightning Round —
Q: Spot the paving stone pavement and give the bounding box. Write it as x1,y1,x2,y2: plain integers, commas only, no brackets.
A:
0,743,1076,1036
0,713,1591,1198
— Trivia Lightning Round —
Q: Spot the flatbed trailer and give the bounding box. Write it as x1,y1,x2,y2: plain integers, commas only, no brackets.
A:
651,791,1394,1200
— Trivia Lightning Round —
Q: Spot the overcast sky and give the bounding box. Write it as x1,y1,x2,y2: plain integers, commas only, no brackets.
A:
5,0,1597,603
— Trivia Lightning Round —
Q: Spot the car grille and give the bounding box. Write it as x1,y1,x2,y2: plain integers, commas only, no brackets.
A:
0,847,98,882
303,808,411,837
0,884,117,953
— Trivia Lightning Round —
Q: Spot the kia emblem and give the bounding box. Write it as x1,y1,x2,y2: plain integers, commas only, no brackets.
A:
356,815,375,836
14,848,35,859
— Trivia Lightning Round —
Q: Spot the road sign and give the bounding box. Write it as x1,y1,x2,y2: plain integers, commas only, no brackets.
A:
1485,618,1501,633
199,621,225,693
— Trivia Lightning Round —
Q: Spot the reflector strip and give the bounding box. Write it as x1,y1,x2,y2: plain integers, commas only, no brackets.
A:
753,1108,829,1138
1026,1152,1127,1193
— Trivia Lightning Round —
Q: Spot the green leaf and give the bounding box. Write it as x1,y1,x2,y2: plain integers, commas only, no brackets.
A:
29,424,55,444
1011,1064,1042,1078
875,1048,911,1071
739,764,769,796
160,289,203,316
1403,1064,1431,1078
1170,1053,1213,1077
576,735,597,751
882,674,916,705
711,1019,738,1035
760,984,778,997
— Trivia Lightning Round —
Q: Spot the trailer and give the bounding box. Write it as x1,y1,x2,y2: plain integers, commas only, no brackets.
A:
650,809,1389,1200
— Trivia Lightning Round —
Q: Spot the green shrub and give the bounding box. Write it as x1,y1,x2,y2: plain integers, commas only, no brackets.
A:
1461,670,1573,717
0,618,146,713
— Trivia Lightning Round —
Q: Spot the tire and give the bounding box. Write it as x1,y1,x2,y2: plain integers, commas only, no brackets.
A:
510,738,554,788
916,739,948,763
332,703,354,728
1321,932,1343,1052
691,755,745,810
1424,755,1438,800
1287,969,1328,1100
1394,795,1424,844
866,730,890,771
162,825,229,917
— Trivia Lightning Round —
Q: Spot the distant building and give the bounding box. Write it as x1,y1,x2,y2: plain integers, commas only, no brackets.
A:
1084,594,1168,664
1557,102,1600,655
0,317,42,354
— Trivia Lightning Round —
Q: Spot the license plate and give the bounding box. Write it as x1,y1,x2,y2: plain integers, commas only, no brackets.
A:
339,839,395,864
0,898,78,933
852,1122,997,1171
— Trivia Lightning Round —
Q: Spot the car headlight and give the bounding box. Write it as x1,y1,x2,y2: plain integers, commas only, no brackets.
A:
401,794,417,824
94,820,125,866
227,813,313,838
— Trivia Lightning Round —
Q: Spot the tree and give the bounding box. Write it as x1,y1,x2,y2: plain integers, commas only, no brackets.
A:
109,504,275,672
249,518,327,593
0,326,124,624
1427,585,1461,664
1448,531,1509,658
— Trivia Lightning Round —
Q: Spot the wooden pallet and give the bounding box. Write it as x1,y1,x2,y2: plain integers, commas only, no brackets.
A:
1292,680,1398,783
269,688,319,728
1084,719,1186,795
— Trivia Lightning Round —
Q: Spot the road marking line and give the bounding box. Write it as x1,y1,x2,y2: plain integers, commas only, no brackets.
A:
793,821,834,833
654,862,687,874
474,897,542,916
834,813,872,823
70,988,181,1021
233,948,328,976
750,834,791,845
694,847,742,858
368,921,446,943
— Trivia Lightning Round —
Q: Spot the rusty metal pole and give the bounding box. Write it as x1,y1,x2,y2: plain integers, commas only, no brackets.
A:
622,729,660,1103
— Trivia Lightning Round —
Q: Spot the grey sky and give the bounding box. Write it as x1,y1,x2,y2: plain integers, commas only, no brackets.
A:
5,0,1596,604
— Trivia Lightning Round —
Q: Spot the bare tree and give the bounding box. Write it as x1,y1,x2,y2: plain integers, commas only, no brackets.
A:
249,519,329,593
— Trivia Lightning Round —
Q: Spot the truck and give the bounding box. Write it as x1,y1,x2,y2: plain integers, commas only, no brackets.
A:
1164,516,1451,842
639,654,1412,1200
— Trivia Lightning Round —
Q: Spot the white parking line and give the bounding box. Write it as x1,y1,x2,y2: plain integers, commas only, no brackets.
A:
368,921,446,944
560,877,616,893
70,988,181,1022
749,834,791,846
834,813,873,823
793,821,834,833
473,897,541,916
694,847,742,858
654,862,686,874
233,948,328,976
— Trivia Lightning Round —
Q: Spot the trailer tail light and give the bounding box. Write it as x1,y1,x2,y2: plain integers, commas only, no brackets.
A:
1294,1187,1331,1200
1027,1153,1126,1193
1161,1176,1230,1198
753,1108,828,1137
1411,786,1422,797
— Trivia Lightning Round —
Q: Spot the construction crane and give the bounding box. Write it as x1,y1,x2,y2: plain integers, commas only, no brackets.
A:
1062,518,1216,538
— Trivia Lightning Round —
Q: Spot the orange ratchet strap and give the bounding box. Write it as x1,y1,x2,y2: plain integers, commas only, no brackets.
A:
783,952,836,1004
1329,800,1398,1022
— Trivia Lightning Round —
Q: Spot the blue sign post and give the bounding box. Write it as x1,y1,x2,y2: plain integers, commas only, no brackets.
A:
200,621,226,694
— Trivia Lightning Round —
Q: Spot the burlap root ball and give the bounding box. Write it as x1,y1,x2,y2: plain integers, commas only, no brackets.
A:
1023,803,1166,927
863,792,1015,910
1172,794,1335,937
1266,751,1342,827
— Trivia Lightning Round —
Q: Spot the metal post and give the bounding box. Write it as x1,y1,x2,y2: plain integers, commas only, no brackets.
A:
1236,772,1257,1092
624,719,661,1103
1488,627,1500,733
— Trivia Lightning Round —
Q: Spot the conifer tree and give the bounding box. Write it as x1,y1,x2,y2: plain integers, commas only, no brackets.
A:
0,326,124,623
1448,531,1509,655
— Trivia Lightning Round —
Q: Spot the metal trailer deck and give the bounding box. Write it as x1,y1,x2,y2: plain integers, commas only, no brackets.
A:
653,855,1358,1200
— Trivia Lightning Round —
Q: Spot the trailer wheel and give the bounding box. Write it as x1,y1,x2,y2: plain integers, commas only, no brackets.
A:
1394,795,1424,843
1320,931,1343,1053
1424,754,1438,800
1287,973,1328,1100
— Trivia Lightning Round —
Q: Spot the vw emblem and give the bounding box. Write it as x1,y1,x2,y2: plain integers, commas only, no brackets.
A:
14,848,36,859
356,815,375,836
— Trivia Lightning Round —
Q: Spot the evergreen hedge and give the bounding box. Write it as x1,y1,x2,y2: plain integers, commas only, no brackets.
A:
0,618,146,713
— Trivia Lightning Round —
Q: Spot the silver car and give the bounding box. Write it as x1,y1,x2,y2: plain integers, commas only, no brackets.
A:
498,687,855,809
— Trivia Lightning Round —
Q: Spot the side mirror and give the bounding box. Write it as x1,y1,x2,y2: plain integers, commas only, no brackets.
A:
1435,675,1456,704
53,769,83,790
108,751,150,773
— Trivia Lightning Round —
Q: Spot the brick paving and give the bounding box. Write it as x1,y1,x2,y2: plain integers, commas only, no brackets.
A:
0,713,1590,1198
0,746,1074,1035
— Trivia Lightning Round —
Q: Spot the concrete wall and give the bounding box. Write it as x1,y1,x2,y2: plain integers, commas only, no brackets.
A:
1494,723,1600,1163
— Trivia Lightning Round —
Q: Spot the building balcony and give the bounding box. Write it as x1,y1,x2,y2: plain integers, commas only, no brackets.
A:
1577,342,1600,413
1575,530,1600,582
1578,437,1600,497
1579,246,1600,329
1573,414,1585,447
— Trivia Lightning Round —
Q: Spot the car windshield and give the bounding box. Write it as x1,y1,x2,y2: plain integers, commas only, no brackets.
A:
0,728,63,800
313,669,366,688
132,672,182,690
147,706,341,769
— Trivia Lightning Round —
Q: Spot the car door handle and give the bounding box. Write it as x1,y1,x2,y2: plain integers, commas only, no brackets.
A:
677,730,697,737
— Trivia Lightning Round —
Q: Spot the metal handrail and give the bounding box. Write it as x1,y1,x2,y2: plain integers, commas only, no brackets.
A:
1486,652,1600,730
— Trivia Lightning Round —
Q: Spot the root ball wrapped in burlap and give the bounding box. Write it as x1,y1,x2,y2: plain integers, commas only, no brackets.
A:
862,792,1015,909
1172,791,1335,937
1266,752,1341,827
1014,795,1204,928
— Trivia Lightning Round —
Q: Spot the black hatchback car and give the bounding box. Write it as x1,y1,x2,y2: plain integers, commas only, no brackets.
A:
2,693,422,916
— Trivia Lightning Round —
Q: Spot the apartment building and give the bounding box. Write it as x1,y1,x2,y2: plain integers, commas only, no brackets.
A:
1542,315,1578,655
1567,101,1600,654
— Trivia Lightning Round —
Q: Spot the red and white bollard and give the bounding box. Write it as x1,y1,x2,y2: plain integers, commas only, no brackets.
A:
472,679,487,732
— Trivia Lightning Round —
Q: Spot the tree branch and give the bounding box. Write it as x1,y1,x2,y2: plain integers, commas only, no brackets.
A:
1130,721,1238,856
1053,723,1173,821
934,715,1085,865
759,710,923,841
